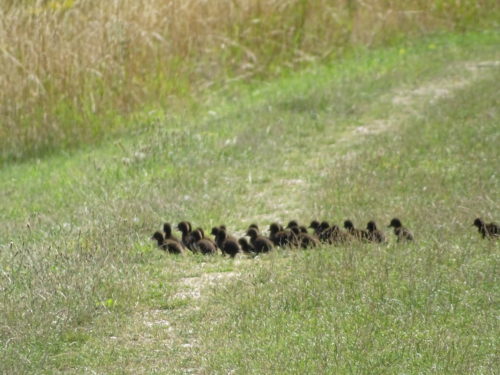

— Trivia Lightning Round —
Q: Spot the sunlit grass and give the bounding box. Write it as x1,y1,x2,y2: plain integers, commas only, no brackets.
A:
1,0,499,162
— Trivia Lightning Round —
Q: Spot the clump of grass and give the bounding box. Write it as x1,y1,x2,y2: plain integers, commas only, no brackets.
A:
1,0,498,162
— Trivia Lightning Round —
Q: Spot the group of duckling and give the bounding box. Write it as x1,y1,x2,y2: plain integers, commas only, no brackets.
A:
152,217,498,256
151,217,419,256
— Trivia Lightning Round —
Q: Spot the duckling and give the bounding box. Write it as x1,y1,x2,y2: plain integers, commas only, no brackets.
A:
388,218,414,242
309,220,322,236
215,229,241,257
191,229,217,255
248,223,260,233
163,222,184,247
247,227,273,253
290,226,320,249
195,227,218,250
334,225,353,244
286,220,300,229
269,222,295,247
366,221,386,243
473,218,499,239
314,221,332,243
151,232,183,254
238,237,255,254
211,226,220,238
317,221,333,243
344,220,369,241
177,221,196,251
319,222,352,244
212,226,238,254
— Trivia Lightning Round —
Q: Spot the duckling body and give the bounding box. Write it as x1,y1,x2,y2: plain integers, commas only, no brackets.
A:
163,223,184,248
247,228,273,253
238,237,255,254
215,229,241,257
151,232,183,254
320,223,352,244
191,229,217,255
290,226,319,249
344,220,369,241
195,227,218,250
269,223,293,247
177,221,196,251
388,218,414,242
366,221,386,243
213,226,239,255
473,218,499,239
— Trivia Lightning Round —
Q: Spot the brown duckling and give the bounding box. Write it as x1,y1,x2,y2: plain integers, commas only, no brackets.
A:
163,222,184,247
344,220,369,241
151,232,183,254
238,237,255,254
286,220,300,229
269,222,295,247
213,226,238,254
388,218,414,242
473,218,499,239
247,227,274,253
309,220,321,235
320,222,352,244
191,229,217,255
366,221,386,243
248,223,260,232
290,226,320,249
195,227,218,250
215,228,241,257
177,221,196,251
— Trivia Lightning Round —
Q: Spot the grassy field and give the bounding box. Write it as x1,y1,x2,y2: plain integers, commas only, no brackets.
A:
1,29,499,373
1,0,499,163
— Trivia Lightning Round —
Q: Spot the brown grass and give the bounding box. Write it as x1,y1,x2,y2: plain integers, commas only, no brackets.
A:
0,0,498,162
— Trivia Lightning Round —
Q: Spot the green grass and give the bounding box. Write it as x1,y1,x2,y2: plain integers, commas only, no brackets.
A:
0,30,499,373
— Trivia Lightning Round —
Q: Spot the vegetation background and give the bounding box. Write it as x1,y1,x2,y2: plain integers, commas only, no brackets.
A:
0,0,498,374
0,0,499,162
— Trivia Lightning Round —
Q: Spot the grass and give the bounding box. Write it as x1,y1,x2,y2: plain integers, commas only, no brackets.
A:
0,30,499,373
1,0,499,163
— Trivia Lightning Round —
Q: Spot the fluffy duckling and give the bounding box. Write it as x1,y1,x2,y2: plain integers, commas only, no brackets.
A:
238,237,255,254
269,222,290,247
247,227,273,253
290,226,320,249
344,220,369,241
388,218,414,242
215,229,241,258
319,222,351,244
473,218,499,239
151,232,183,254
248,223,260,232
163,222,184,248
195,227,218,250
366,221,386,243
177,221,196,251
191,229,217,255
309,220,321,238
213,226,238,254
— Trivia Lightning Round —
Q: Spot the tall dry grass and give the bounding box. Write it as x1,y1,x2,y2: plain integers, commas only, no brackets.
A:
0,0,498,162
